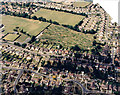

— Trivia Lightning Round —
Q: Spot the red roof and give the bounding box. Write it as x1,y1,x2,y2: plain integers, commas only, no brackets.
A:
117,67,120,69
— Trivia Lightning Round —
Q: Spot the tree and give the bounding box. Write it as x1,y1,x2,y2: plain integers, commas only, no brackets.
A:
78,20,83,26
74,24,79,31
20,29,23,33
26,15,31,19
32,16,38,20
94,36,97,39
38,17,42,21
41,60,45,67
11,3,15,6
14,42,21,46
93,40,97,46
49,19,52,23
29,36,36,43
42,18,47,22
71,45,81,51
59,44,62,49
85,66,90,73
21,12,28,18
96,14,101,16
25,2,31,7
114,22,117,26
53,21,59,25
22,43,27,48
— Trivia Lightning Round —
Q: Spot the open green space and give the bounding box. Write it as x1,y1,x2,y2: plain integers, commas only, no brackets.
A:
3,34,19,41
2,15,50,36
73,1,91,8
33,8,85,26
39,24,94,50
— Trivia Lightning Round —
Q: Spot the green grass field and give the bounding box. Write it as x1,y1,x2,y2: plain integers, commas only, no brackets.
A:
33,8,85,26
3,34,19,41
39,24,94,50
73,1,91,7
2,15,50,36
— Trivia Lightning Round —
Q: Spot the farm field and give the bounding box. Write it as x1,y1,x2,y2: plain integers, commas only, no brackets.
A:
3,34,19,41
2,15,50,36
33,8,85,26
39,24,94,50
73,1,91,8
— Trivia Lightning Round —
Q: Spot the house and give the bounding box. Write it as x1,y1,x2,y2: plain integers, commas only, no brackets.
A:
55,49,58,53
31,46,35,51
99,66,106,71
115,67,120,72
26,56,32,61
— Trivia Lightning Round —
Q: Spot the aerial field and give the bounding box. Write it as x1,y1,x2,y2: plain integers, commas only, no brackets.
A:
39,24,94,50
73,1,91,8
3,34,19,41
33,8,85,26
2,15,50,36
16,34,29,42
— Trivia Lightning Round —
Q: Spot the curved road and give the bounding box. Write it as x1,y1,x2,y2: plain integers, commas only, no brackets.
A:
2,66,90,94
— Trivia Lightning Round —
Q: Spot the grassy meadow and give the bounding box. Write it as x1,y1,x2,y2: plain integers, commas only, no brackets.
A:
3,34,19,41
2,15,50,36
33,8,85,26
39,24,94,50
73,1,91,8
16,34,28,42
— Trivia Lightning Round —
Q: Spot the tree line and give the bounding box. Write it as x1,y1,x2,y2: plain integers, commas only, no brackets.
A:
40,6,88,17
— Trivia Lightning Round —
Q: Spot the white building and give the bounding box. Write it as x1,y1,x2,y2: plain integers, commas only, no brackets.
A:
93,0,120,25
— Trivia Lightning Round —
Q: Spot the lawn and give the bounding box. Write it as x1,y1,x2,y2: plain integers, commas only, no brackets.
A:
33,8,85,26
3,34,19,41
2,15,50,36
39,24,94,50
73,1,91,8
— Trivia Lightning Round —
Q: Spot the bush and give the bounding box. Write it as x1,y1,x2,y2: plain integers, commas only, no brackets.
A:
14,42,21,46
22,43,27,48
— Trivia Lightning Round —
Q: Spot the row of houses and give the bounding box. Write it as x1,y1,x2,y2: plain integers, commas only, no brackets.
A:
2,2,39,15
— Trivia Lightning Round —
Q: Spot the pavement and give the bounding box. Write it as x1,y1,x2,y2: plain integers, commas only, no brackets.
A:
13,70,23,94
